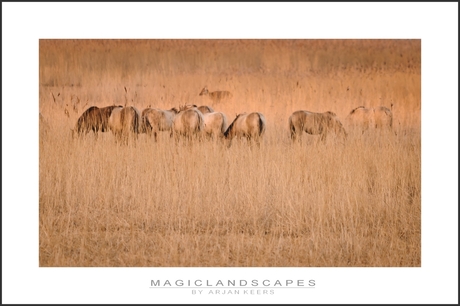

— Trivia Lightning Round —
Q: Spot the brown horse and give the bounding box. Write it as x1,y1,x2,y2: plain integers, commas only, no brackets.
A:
172,105,204,141
142,107,178,141
224,112,266,147
108,106,141,143
346,105,393,133
202,111,228,140
289,110,347,143
72,105,122,138
72,106,103,138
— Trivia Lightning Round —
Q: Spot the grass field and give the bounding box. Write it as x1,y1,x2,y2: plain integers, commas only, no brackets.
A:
39,39,421,267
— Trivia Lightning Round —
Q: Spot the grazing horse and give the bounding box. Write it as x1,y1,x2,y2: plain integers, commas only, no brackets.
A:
346,105,393,133
224,112,266,147
72,106,103,138
172,105,204,141
71,105,122,138
142,107,179,141
289,110,347,143
199,86,233,104
202,112,228,140
108,106,140,144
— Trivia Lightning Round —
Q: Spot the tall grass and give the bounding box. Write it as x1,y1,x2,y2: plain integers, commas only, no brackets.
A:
39,39,421,266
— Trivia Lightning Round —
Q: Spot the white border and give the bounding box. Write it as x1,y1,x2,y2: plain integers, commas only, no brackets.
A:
2,2,458,304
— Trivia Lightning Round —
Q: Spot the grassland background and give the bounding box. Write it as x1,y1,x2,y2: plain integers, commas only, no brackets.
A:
39,39,421,267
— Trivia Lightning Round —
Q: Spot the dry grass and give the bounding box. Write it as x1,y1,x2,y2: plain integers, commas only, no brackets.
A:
39,39,421,267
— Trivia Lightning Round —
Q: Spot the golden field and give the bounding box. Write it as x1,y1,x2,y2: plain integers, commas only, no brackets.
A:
39,39,421,267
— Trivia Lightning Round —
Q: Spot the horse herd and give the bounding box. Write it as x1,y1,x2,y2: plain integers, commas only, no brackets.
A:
68,104,260,146
65,103,393,146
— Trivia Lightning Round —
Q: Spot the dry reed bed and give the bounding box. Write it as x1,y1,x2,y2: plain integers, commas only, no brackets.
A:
39,39,420,267
39,127,420,267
